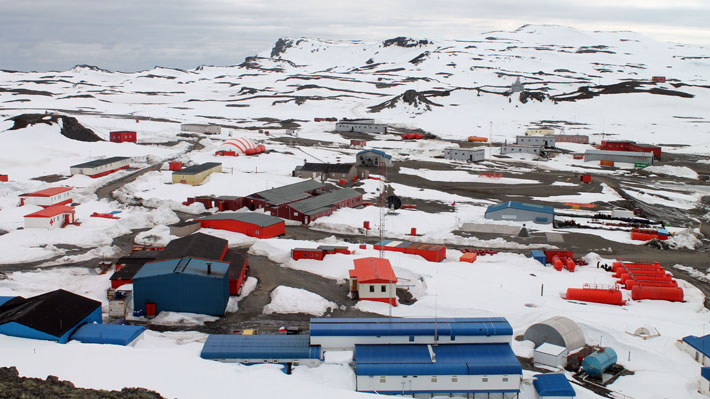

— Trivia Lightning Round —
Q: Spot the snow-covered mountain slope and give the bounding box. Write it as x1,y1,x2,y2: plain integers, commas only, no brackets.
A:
1,25,708,152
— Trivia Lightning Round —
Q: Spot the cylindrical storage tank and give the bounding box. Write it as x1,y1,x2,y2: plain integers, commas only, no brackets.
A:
631,232,655,241
552,256,563,271
636,280,678,288
583,348,617,377
338,179,346,186
565,258,576,272
565,288,624,306
359,244,367,249
631,286,683,302
410,227,417,236
625,262,661,268
414,133,424,139
626,268,665,276
612,262,623,272
401,134,408,139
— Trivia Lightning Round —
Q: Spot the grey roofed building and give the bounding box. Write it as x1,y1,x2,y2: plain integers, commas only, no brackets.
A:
516,135,555,148
485,201,555,224
70,156,129,169
583,149,654,165
523,316,585,351
500,144,544,156
444,148,485,162
176,162,222,175
250,180,326,206
196,212,284,227
299,163,356,174
289,188,362,216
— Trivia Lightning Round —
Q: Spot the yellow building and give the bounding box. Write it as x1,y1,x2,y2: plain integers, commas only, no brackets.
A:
526,127,555,136
172,162,222,186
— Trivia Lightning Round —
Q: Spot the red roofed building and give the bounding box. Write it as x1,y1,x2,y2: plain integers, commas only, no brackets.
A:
349,257,397,306
24,205,76,229
19,187,73,208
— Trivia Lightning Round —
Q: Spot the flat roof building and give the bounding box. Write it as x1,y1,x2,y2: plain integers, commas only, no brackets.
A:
200,334,322,366
197,212,285,239
485,201,555,224
172,162,222,186
70,157,130,178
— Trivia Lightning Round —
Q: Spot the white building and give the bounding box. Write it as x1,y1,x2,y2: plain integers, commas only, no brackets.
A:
70,157,130,178
24,205,76,229
336,119,388,134
19,187,72,207
355,343,522,398
533,343,568,368
444,148,485,162
701,368,710,395
516,135,555,148
526,128,555,136
500,144,544,156
680,335,710,366
181,123,221,134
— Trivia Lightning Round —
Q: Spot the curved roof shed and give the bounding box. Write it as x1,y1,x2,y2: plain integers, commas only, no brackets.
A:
523,316,585,352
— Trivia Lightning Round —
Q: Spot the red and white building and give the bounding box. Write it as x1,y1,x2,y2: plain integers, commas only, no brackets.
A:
349,257,398,306
110,131,137,143
24,205,76,229
70,157,130,178
19,187,73,207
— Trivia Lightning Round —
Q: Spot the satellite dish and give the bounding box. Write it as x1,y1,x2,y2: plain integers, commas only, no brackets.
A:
385,195,402,211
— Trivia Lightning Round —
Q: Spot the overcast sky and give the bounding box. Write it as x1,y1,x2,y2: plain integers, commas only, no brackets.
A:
1,0,708,72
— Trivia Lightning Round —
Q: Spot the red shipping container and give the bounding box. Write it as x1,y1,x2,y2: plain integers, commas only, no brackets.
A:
0,175,7,182
580,174,591,183
460,252,477,263
363,221,370,230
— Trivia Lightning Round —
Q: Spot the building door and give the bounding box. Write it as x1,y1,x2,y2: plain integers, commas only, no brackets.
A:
63,214,71,227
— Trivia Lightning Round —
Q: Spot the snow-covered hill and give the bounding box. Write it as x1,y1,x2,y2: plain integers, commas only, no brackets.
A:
1,24,708,151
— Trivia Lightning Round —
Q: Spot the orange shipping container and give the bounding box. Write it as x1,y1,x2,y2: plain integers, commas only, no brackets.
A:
600,160,615,167
468,136,488,143
460,253,477,263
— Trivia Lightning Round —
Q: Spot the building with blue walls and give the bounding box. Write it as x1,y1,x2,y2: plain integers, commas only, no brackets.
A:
0,290,101,344
132,257,230,316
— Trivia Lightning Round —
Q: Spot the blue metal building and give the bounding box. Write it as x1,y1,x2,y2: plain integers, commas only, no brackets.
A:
530,250,547,265
201,334,322,366
70,323,146,346
533,374,575,398
485,201,555,224
0,290,102,344
354,343,522,397
310,317,513,350
132,257,230,316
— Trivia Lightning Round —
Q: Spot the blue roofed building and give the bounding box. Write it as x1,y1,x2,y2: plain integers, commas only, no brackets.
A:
354,343,522,397
70,323,145,346
681,334,710,366
485,201,555,224
701,367,710,395
357,149,393,167
533,373,575,399
133,257,230,317
310,317,513,350
0,290,102,344
200,334,322,367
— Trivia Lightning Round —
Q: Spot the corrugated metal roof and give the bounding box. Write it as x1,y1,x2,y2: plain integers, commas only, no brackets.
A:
200,334,321,360
683,335,710,357
350,257,397,283
310,317,513,337
533,374,576,396
71,323,145,346
300,163,355,174
157,232,228,261
251,180,325,206
584,149,654,158
355,343,522,376
485,201,555,215
357,149,392,159
173,162,221,176
289,188,362,216
134,257,229,279
70,156,129,169
197,212,283,227
20,187,72,197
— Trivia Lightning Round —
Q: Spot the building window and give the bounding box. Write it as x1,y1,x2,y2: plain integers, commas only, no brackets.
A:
381,285,387,293
369,285,375,293
379,376,386,383
409,336,414,342
431,376,437,383
502,377,509,382
451,376,458,383
482,377,488,382
255,230,259,235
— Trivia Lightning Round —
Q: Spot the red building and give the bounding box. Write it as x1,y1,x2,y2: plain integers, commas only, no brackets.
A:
224,249,249,295
349,257,398,305
110,131,137,143
373,240,446,262
24,205,76,229
651,76,666,83
292,245,350,261
196,212,285,238
599,140,661,160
